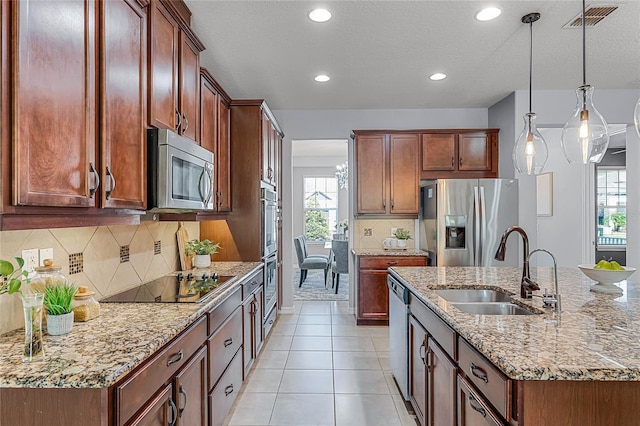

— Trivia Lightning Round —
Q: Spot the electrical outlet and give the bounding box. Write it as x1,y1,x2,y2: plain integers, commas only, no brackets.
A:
21,249,39,273
39,248,53,265
391,227,397,236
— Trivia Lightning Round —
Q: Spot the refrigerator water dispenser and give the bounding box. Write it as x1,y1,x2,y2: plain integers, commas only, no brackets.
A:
445,215,466,249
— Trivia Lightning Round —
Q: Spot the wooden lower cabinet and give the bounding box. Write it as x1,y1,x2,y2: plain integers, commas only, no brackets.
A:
174,346,208,426
127,383,175,426
357,256,427,325
457,375,503,426
428,338,457,426
209,349,243,426
242,286,264,375
409,315,428,425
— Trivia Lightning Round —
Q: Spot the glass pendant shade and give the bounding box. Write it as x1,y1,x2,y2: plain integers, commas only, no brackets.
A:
634,96,640,138
561,85,609,164
513,113,548,175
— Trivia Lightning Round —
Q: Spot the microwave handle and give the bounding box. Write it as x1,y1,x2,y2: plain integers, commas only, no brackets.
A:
198,165,213,207
204,166,214,206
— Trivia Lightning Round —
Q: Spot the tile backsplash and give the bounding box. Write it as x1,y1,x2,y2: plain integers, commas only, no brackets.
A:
352,219,416,249
0,221,200,335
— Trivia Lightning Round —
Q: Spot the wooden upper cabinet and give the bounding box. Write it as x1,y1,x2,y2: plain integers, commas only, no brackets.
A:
12,0,97,207
260,110,272,185
421,130,498,179
355,133,419,216
178,32,199,141
356,135,387,214
389,134,420,214
100,0,147,210
199,74,218,154
217,98,231,212
149,0,178,132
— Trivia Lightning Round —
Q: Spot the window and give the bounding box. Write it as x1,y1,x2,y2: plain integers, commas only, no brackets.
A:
304,177,338,242
596,167,626,247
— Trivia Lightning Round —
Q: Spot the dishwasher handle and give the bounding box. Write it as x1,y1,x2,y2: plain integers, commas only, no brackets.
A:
388,277,409,304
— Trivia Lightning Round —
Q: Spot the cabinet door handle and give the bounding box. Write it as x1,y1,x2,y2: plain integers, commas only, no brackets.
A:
391,199,394,209
175,109,182,132
167,349,184,366
419,341,426,364
469,362,489,383
178,384,187,417
168,397,178,426
468,394,487,417
105,166,116,199
387,261,398,266
182,114,189,133
224,338,233,347
89,162,100,198
451,156,454,167
224,384,234,396
382,199,386,208
459,157,463,166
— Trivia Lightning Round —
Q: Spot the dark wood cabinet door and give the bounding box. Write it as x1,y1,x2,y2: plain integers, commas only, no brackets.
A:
356,135,387,214
428,338,456,426
101,0,146,210
409,315,428,426
127,384,174,426
422,134,456,172
174,346,207,426
13,0,96,207
242,296,253,375
389,134,419,214
149,0,178,132
260,111,271,184
357,269,389,324
178,32,199,141
254,286,264,356
199,76,218,154
457,375,503,426
458,133,491,171
217,98,231,212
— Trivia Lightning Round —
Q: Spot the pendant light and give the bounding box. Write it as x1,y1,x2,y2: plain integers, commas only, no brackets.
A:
561,0,609,164
513,13,548,175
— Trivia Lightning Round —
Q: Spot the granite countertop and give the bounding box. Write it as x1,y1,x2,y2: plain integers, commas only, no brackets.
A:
352,248,429,257
0,261,262,389
390,266,640,381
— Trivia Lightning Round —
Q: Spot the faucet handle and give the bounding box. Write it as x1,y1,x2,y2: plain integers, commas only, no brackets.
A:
542,288,558,308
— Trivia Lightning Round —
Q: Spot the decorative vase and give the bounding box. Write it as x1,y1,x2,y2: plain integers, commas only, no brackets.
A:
397,239,407,249
22,293,45,362
193,254,211,269
46,311,74,336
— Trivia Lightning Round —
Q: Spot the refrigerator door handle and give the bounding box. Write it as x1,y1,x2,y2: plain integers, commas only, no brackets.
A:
473,186,480,266
479,186,486,266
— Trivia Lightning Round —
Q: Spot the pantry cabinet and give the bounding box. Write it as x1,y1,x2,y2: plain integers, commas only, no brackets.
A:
421,130,498,179
260,109,282,188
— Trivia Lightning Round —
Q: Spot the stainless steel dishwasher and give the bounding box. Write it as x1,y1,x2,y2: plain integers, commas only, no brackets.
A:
388,274,410,401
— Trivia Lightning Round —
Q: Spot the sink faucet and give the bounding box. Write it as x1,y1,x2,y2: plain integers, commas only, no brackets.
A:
494,226,539,298
526,248,561,315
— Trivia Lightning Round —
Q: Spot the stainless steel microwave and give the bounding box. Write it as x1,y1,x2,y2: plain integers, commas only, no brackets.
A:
147,128,215,212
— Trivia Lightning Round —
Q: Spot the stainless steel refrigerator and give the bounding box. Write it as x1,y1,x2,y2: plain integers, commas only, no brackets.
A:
420,179,519,266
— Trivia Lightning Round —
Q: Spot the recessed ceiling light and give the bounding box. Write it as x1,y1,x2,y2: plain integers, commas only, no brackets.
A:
314,74,330,82
476,7,502,21
309,8,331,23
429,73,447,81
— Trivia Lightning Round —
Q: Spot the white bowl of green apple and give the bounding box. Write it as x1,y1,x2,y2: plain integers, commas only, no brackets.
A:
579,260,636,289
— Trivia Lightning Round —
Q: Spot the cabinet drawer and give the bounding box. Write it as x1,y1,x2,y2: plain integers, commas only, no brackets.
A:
263,303,277,338
208,349,243,426
242,270,264,299
208,307,242,390
409,296,456,360
359,256,427,269
208,286,241,336
457,375,504,426
115,317,207,426
458,338,511,421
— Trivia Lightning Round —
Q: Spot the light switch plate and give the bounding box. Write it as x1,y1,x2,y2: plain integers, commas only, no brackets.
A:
39,248,53,265
21,249,39,273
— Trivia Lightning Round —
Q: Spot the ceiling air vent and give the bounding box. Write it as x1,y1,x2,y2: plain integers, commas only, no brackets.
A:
562,4,618,28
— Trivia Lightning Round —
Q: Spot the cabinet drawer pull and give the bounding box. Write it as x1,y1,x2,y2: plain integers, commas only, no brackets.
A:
468,394,487,417
168,397,178,426
105,166,116,199
167,349,184,366
224,384,234,396
387,261,398,266
89,162,100,198
470,362,488,383
178,384,187,417
223,338,233,347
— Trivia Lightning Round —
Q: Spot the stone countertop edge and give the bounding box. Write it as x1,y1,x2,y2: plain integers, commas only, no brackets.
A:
351,248,429,257
0,261,263,389
389,266,640,382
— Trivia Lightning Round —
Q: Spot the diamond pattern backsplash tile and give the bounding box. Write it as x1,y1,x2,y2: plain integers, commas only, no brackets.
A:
120,245,130,263
69,253,83,275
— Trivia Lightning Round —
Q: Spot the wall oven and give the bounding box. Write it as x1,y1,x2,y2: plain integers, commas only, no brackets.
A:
147,128,215,212
261,188,277,257
263,252,278,318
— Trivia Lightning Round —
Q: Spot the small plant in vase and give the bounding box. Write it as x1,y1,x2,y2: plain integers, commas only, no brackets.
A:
186,239,221,269
43,283,78,336
393,229,412,249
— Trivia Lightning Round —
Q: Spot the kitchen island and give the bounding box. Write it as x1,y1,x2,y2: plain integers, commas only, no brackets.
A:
390,266,640,426
0,261,262,425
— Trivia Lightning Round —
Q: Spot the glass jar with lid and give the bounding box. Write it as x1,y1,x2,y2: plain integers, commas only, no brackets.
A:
30,259,69,293
72,286,100,322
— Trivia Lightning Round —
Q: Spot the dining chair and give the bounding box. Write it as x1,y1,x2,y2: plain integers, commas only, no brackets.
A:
294,236,330,287
331,239,349,294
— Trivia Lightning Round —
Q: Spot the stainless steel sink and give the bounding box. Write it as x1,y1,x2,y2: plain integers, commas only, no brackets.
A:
435,289,512,303
450,302,536,315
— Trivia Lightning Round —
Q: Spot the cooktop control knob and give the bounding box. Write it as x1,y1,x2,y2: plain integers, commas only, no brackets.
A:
176,273,184,282
187,273,194,281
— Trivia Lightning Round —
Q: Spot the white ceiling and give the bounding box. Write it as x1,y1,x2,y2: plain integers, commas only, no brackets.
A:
186,1,640,111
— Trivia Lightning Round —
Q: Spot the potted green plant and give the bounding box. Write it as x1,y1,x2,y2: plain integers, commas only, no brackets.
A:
43,283,78,335
186,239,221,269
393,229,412,248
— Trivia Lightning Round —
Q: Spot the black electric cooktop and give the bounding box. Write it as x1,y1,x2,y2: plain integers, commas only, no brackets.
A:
101,272,234,303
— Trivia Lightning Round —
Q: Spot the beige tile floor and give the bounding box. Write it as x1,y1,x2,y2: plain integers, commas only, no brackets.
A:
224,300,418,426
